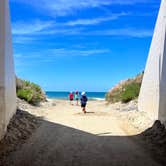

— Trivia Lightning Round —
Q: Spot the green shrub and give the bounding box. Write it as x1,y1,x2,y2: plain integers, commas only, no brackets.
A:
31,83,41,92
24,81,31,87
105,88,123,103
16,77,46,105
106,72,143,103
17,89,33,103
121,83,141,103
30,91,43,105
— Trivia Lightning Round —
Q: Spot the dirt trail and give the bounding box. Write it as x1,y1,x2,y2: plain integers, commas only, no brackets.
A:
5,100,160,166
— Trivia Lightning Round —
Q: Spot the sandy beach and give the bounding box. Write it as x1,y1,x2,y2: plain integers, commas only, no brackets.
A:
0,99,165,166
22,99,152,135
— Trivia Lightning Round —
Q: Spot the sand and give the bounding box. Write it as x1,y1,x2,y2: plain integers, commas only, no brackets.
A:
24,99,152,135
0,99,165,166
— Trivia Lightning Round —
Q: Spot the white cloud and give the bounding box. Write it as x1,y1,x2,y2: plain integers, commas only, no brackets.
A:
64,12,129,26
12,19,83,36
49,48,111,57
12,19,153,39
10,0,157,16
89,28,153,38
12,20,54,35
14,48,111,60
13,36,36,44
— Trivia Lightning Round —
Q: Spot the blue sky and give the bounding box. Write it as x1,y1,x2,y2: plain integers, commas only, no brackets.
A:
10,0,161,92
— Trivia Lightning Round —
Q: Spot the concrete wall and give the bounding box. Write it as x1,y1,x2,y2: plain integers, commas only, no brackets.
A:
0,0,16,139
138,0,166,123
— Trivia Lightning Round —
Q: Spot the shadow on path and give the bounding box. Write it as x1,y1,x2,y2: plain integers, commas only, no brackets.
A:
0,110,165,166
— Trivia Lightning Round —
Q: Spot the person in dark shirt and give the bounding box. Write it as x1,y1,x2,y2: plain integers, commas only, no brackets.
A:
80,92,88,113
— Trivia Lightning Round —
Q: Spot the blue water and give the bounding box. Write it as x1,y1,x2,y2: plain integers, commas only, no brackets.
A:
46,91,106,100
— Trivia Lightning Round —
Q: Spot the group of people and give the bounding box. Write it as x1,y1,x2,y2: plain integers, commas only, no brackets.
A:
69,91,88,113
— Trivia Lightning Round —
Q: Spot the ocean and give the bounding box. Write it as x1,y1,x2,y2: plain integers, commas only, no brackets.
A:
46,91,106,100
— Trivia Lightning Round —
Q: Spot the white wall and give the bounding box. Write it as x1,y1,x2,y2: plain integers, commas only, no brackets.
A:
0,0,16,139
138,0,166,123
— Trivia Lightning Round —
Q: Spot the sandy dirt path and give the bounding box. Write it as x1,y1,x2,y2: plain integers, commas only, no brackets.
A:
6,100,160,166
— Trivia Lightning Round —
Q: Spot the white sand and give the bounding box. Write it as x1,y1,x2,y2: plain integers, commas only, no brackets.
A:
3,99,160,166
24,99,152,136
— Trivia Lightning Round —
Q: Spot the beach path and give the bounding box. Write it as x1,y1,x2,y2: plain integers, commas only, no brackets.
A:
6,100,160,166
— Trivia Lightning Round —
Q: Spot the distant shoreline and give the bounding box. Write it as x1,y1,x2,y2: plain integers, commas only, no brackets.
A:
46,97,105,101
45,91,106,101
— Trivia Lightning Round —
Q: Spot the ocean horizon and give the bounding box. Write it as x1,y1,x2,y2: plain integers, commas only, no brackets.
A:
46,91,106,101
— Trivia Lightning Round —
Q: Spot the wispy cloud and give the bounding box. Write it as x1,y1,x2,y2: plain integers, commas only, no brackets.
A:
12,15,153,42
12,20,152,39
49,48,111,57
14,48,111,62
13,36,36,44
12,19,83,37
14,48,111,72
11,11,131,37
85,28,153,38
12,20,54,35
64,12,129,26
10,0,157,16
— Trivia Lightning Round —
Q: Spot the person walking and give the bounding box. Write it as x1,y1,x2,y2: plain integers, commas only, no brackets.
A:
69,92,74,105
74,91,79,106
80,92,88,113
